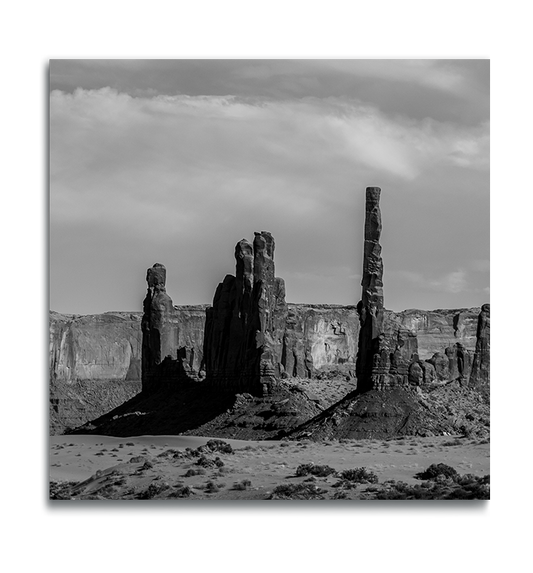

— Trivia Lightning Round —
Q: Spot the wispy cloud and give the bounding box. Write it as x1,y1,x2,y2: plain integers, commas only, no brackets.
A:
232,60,474,98
50,83,489,313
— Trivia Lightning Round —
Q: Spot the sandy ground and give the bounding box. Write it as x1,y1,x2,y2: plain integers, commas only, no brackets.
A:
50,434,489,499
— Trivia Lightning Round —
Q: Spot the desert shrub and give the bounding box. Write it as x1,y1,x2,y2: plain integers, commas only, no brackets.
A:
204,481,226,493
126,442,135,446
183,468,206,477
269,483,327,500
136,482,170,500
196,455,224,468
331,491,348,499
295,463,337,477
459,424,474,438
169,485,193,498
49,481,77,500
232,479,252,491
198,440,234,455
442,439,463,447
157,449,184,459
364,472,490,500
457,473,489,486
339,467,378,484
415,463,459,481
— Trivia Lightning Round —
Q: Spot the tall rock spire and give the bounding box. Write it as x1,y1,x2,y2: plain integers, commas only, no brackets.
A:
469,303,490,385
141,263,176,391
356,187,386,392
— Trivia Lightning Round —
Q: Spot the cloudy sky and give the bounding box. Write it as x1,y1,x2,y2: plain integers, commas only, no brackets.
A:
50,59,489,314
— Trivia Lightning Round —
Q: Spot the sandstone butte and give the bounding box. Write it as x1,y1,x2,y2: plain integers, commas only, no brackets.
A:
49,187,489,436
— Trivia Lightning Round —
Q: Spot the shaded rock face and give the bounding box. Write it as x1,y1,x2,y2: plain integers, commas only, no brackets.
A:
470,303,490,385
204,232,288,395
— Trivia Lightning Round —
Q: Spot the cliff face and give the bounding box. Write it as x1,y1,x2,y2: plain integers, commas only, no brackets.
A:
50,306,481,387
387,308,480,360
49,311,143,434
49,303,482,433
283,304,359,379
49,311,143,383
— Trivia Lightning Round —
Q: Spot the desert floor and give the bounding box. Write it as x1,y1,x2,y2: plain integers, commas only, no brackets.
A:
50,434,489,500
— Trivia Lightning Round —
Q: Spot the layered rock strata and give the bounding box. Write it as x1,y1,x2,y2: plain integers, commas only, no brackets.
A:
204,232,288,395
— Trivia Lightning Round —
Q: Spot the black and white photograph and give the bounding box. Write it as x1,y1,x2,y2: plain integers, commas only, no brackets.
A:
49,59,490,501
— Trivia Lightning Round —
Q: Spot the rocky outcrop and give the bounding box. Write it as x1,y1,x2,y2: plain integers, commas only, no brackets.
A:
469,303,490,385
204,232,287,395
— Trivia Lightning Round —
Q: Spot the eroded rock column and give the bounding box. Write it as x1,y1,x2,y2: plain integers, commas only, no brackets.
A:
356,187,387,392
141,263,176,391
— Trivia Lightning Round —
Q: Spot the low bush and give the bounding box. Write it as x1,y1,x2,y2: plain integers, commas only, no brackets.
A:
368,476,489,500
441,439,463,447
415,463,459,481
204,480,226,493
198,440,234,455
196,455,224,468
169,485,193,498
338,467,378,484
136,482,170,500
232,479,252,491
269,483,328,500
295,463,337,477
183,468,206,477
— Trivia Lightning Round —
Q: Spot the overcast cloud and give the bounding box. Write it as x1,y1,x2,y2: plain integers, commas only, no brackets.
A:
50,60,489,314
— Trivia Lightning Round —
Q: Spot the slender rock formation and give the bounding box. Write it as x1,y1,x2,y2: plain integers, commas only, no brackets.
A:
141,263,177,391
469,303,490,385
356,187,387,392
